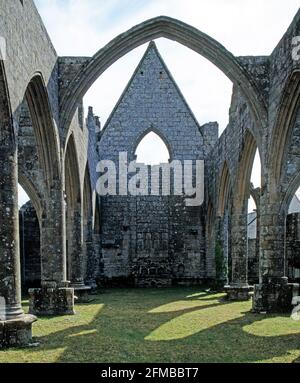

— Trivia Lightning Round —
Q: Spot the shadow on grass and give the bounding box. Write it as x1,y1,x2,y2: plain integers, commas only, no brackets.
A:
17,288,300,363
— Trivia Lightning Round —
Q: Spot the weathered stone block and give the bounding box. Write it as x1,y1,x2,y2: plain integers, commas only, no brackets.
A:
224,284,254,301
0,314,37,348
29,287,75,316
252,277,300,313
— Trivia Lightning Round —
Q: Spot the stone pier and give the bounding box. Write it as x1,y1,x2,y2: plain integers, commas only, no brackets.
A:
0,142,36,347
225,211,254,300
29,184,75,316
252,205,299,313
69,209,91,302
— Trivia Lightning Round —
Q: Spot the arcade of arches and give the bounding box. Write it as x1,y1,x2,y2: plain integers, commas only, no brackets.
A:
0,1,300,347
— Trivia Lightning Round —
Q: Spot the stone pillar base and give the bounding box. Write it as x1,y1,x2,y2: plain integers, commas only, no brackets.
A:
29,285,75,316
0,314,37,348
224,284,254,301
252,277,299,313
73,285,92,303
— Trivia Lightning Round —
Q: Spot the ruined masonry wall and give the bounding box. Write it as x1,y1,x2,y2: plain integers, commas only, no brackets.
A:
97,43,216,286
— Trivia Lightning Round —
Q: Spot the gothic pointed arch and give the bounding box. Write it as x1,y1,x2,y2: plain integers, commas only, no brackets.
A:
60,16,267,142
83,163,93,219
233,130,258,212
134,127,172,163
282,171,300,215
269,70,300,187
18,172,43,223
64,134,81,210
64,133,82,283
217,161,232,217
0,61,14,146
24,73,60,189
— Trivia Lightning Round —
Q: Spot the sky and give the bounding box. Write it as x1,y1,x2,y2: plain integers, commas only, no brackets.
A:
19,0,300,208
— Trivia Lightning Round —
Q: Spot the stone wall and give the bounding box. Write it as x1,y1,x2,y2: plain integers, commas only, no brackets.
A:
0,0,59,122
17,101,45,217
97,42,211,286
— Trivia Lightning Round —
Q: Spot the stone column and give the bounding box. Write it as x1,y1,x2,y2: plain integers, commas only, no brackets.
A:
214,215,227,288
70,207,91,302
225,209,254,300
0,142,36,347
28,180,75,316
252,197,299,313
84,217,98,290
41,183,67,283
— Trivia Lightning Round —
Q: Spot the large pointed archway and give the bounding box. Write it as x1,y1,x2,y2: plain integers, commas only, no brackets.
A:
64,134,82,285
24,74,60,190
60,16,267,146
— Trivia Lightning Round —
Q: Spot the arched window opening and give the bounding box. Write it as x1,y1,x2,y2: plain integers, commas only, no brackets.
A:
18,184,41,293
247,198,259,285
135,131,170,165
248,149,261,214
248,195,256,214
247,197,257,239
247,147,261,284
64,135,82,284
250,149,261,189
288,188,300,214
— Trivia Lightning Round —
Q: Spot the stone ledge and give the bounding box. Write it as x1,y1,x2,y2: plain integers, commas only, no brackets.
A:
224,285,254,301
252,277,299,313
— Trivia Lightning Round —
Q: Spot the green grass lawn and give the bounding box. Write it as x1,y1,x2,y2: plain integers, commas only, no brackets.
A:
0,287,300,363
